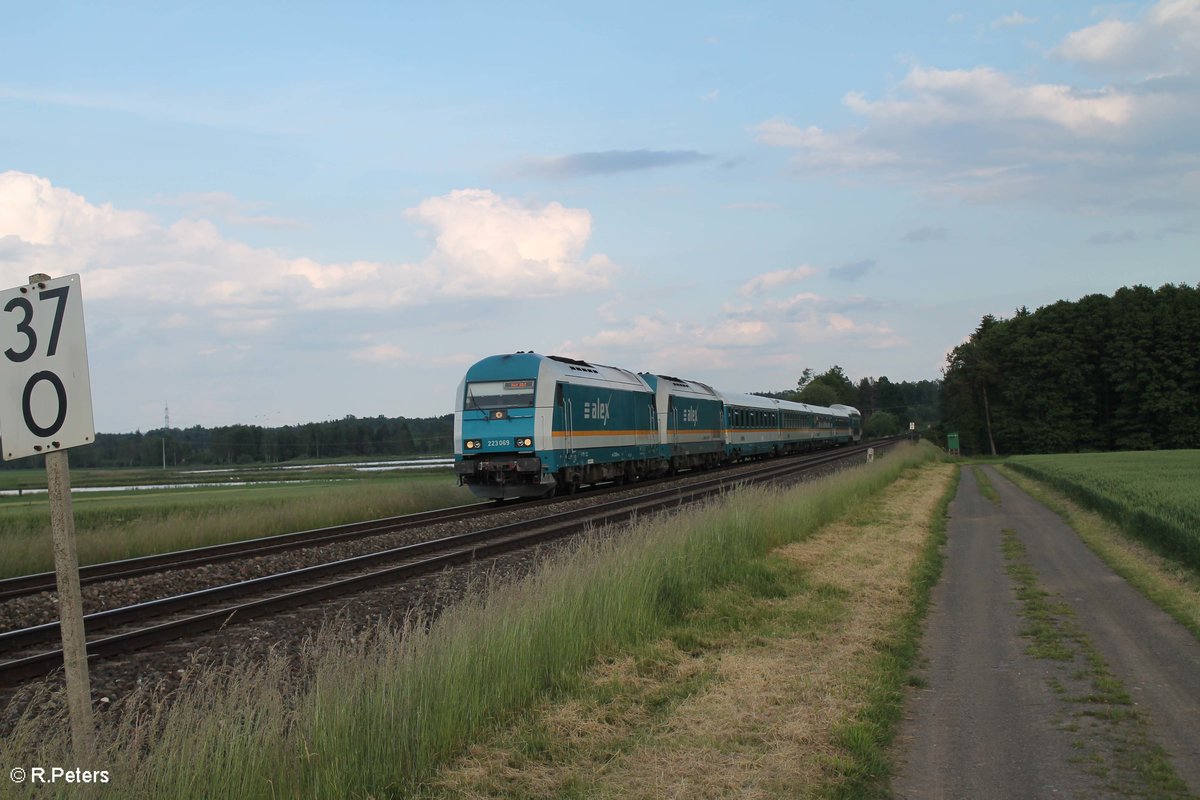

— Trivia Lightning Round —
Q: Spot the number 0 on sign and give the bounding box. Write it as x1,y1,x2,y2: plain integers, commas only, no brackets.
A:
0,274,95,460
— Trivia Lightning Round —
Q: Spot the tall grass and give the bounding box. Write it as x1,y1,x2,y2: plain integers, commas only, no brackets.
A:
1,443,936,799
0,477,474,578
1007,451,1200,570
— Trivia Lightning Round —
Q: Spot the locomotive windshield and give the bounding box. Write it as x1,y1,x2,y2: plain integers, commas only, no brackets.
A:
465,379,536,410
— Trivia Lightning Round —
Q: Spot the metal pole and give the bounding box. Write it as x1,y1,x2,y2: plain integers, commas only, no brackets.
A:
28,272,94,761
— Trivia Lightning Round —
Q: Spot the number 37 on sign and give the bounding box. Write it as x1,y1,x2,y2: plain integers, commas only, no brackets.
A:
0,274,95,461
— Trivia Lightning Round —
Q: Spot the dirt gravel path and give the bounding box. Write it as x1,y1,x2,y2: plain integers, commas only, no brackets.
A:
892,465,1200,799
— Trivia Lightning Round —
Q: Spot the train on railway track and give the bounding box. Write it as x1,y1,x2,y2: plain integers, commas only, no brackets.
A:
454,352,862,500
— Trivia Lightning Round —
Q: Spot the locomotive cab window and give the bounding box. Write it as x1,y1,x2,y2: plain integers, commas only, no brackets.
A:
465,380,536,410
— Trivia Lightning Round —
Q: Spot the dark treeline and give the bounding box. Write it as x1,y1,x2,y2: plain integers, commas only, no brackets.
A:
942,283,1200,455
4,415,454,470
758,367,941,438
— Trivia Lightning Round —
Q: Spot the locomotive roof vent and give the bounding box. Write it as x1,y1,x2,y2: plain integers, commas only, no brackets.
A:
549,354,594,368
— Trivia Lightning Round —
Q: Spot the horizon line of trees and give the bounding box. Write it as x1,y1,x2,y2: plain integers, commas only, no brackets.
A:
941,282,1200,456
2,414,455,470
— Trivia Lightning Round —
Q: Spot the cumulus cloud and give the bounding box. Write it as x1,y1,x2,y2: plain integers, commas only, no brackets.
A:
739,265,818,295
155,191,304,229
518,149,713,178
580,287,904,380
406,188,616,298
1053,0,1200,71
0,173,615,310
753,47,1200,209
752,121,902,170
842,65,1135,134
751,2,1200,210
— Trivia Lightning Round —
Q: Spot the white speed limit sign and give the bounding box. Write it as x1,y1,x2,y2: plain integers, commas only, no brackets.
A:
0,274,95,460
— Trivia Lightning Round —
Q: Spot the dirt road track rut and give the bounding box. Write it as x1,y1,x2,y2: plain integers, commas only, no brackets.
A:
892,465,1200,799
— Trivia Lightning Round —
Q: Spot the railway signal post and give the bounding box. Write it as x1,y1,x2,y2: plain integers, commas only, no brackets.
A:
0,273,96,760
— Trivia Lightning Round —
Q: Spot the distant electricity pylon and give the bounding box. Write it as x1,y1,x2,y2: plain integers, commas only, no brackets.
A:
162,402,171,470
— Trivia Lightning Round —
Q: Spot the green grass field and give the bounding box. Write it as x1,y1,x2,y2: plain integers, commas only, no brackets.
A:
0,469,471,578
1007,451,1200,570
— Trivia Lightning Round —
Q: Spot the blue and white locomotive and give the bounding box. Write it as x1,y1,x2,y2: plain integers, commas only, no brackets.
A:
454,352,861,500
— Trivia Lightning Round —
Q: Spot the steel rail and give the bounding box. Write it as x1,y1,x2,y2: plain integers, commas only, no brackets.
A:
0,439,896,602
0,439,901,685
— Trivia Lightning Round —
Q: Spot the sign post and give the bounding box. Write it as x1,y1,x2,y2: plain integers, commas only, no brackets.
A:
0,273,96,760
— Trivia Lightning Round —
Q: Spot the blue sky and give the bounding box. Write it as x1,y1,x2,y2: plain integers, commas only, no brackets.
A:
2,1,1196,433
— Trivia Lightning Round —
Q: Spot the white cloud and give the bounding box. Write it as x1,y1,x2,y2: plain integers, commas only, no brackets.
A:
579,286,905,383
352,343,412,363
843,66,1135,134
1053,0,1200,71
739,265,819,295
0,173,615,312
992,11,1037,29
752,47,1200,210
701,318,775,346
155,191,304,229
752,120,902,169
406,188,616,298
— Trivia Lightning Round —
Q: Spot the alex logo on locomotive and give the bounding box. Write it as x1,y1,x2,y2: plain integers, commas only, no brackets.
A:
582,398,611,425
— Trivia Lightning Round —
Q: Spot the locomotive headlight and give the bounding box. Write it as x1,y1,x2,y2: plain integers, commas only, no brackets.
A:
518,437,533,447
465,439,482,450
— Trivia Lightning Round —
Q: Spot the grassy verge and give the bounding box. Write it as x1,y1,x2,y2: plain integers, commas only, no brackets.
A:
424,451,956,798
998,465,1200,642
0,475,473,578
1001,528,1188,797
1,444,938,799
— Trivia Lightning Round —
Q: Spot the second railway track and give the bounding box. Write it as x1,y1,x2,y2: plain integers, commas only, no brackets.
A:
0,440,898,686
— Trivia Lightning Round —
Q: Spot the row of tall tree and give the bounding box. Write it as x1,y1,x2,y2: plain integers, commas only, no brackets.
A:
758,367,941,437
3,415,454,470
942,283,1200,455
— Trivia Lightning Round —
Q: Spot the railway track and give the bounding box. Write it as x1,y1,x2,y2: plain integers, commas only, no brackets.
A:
0,439,898,686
